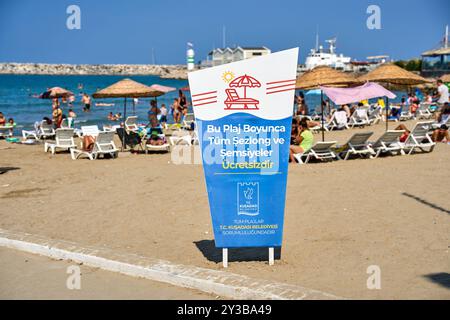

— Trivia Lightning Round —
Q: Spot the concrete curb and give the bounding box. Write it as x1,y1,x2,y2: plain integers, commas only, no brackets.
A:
0,229,343,300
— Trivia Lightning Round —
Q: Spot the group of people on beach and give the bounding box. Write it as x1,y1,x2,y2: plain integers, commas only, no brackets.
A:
289,79,450,162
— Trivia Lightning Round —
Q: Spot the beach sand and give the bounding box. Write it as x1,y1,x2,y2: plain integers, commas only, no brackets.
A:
0,119,449,299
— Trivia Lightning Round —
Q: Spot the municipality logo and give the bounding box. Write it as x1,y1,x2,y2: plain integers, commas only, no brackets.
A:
237,182,260,216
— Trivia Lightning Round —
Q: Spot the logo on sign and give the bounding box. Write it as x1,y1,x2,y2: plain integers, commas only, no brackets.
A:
237,182,260,216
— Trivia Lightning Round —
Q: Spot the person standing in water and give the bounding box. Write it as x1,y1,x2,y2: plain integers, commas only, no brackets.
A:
82,93,92,112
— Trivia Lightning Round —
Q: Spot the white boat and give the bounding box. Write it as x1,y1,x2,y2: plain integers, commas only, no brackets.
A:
303,38,351,71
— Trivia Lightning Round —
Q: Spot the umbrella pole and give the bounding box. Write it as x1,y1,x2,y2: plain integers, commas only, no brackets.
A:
122,97,127,151
385,97,389,131
321,90,324,142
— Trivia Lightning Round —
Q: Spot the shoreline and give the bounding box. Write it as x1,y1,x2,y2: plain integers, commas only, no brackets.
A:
0,62,188,79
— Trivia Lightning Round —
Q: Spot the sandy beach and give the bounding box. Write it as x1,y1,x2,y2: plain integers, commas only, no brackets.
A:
1,118,449,299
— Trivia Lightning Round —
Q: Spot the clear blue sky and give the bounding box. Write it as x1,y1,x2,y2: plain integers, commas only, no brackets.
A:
0,0,448,65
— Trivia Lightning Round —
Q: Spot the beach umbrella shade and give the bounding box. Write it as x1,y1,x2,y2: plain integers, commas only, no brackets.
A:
92,78,162,150
357,63,430,130
229,74,261,98
296,66,360,141
39,87,74,99
149,84,176,95
440,74,450,83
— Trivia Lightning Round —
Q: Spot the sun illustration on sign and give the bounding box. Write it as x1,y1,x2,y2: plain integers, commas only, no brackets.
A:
222,71,235,83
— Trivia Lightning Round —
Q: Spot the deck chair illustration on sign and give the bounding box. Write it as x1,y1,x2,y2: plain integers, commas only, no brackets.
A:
44,128,76,154
224,89,259,110
70,131,119,160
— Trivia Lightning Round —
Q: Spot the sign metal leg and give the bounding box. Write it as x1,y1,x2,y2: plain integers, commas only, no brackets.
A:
223,248,228,268
269,247,274,266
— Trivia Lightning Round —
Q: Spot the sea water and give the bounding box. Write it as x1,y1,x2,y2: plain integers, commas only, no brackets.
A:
0,74,188,135
0,74,405,136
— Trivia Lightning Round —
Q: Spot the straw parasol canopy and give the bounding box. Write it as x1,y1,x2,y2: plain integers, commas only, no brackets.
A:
357,63,429,86
39,87,74,99
92,78,159,99
296,66,359,89
440,74,450,83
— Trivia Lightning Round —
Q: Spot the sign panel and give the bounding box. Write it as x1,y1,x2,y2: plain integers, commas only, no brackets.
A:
188,48,298,248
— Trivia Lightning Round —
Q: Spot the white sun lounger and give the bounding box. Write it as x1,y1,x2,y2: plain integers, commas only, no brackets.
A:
399,107,414,121
44,128,76,155
368,106,382,125
182,113,195,130
0,126,13,138
370,130,405,158
125,116,139,132
22,121,55,140
75,125,100,138
337,132,375,160
400,121,436,155
70,131,119,160
169,130,194,146
294,141,338,164
416,103,433,120
144,136,170,153
324,110,349,131
348,107,370,128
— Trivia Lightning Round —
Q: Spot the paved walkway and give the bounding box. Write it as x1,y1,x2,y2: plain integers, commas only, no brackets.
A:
0,247,216,300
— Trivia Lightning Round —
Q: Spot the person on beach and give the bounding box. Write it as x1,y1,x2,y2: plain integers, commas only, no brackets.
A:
108,112,115,121
160,103,168,126
68,94,75,107
52,103,63,128
148,100,160,126
68,109,77,118
171,98,181,123
289,118,314,163
434,80,449,121
6,118,16,135
178,90,188,116
114,113,122,121
0,112,6,126
82,93,92,112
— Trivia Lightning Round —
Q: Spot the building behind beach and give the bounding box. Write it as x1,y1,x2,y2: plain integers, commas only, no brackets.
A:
202,46,271,67
421,25,450,77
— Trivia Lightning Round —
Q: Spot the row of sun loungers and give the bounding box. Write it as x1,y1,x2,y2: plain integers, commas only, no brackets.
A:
294,121,436,164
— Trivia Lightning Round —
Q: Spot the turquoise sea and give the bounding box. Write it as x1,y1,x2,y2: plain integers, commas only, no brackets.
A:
0,74,188,135
0,74,406,136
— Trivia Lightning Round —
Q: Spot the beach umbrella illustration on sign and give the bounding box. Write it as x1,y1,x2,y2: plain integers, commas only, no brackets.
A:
39,87,74,99
229,74,261,98
358,63,430,130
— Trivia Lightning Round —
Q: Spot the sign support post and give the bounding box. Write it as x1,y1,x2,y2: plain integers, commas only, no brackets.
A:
223,248,228,268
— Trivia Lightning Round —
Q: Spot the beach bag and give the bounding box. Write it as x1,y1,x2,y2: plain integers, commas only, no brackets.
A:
82,135,95,151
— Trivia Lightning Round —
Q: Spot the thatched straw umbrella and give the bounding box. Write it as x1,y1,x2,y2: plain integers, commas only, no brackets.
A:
440,74,450,83
358,64,430,130
296,66,359,141
93,78,162,150
93,78,162,116
39,87,74,99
